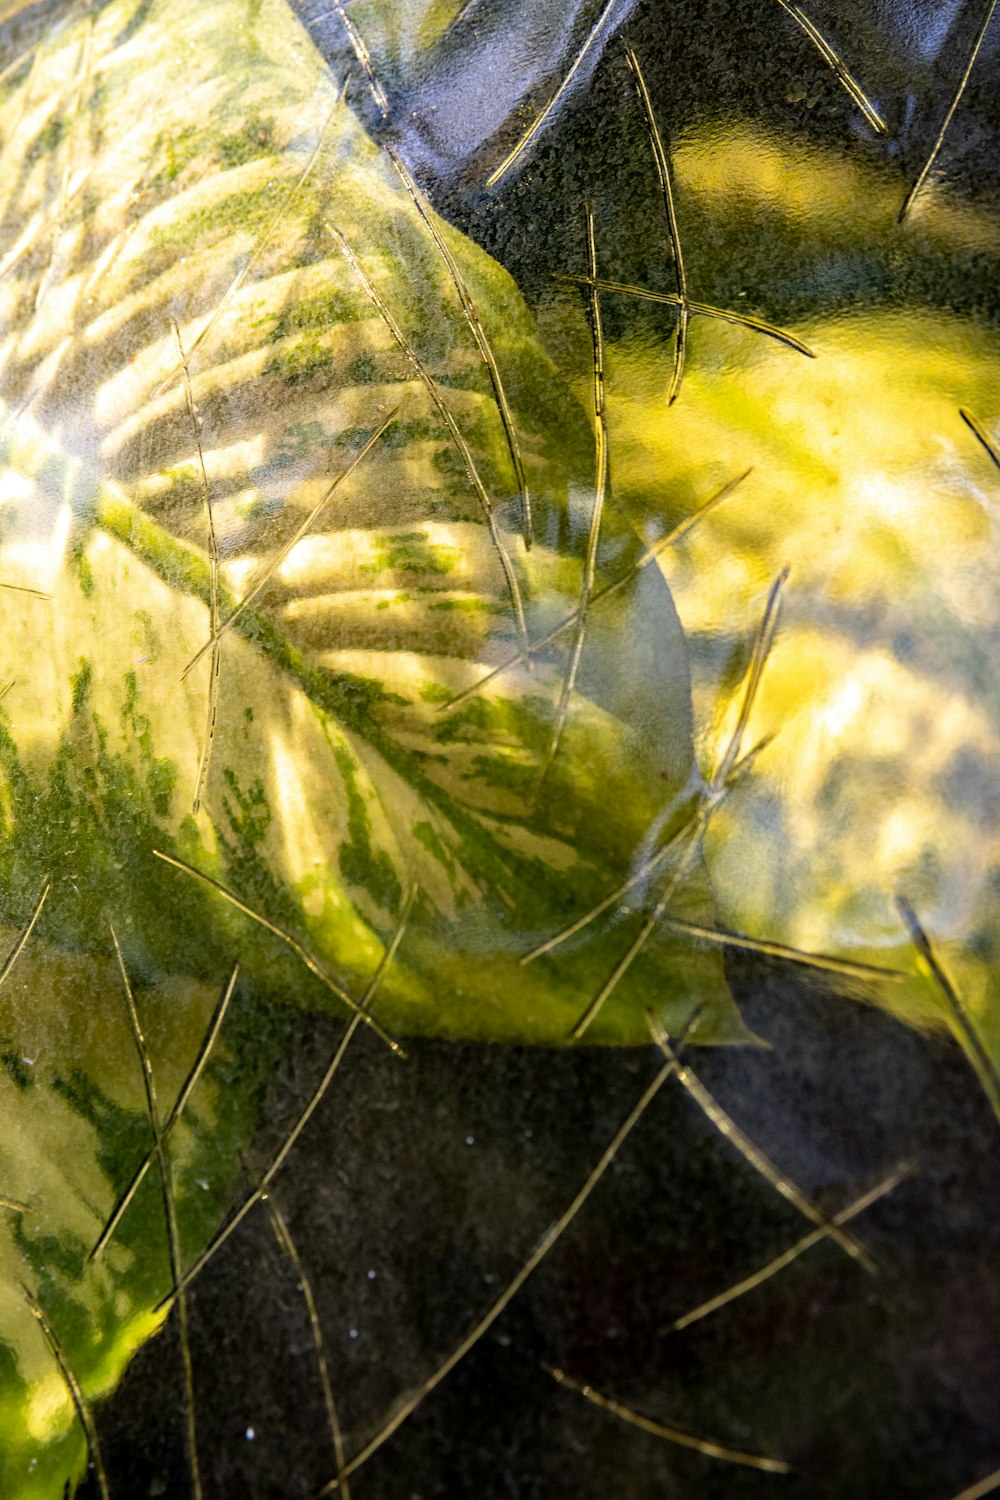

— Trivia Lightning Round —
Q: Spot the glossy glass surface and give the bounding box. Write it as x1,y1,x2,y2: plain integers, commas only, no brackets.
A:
0,1,998,1495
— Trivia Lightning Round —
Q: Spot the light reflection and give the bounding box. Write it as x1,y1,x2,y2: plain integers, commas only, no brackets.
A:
24,1375,73,1443
597,127,1000,1069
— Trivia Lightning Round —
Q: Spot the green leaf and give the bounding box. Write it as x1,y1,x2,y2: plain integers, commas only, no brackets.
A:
578,124,1000,1087
0,4,743,1489
0,0,741,1045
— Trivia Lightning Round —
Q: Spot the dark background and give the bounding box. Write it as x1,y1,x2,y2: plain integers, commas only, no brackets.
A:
85,953,1000,1499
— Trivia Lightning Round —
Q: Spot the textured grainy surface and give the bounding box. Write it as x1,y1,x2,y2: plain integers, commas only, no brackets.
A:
86,959,1000,1499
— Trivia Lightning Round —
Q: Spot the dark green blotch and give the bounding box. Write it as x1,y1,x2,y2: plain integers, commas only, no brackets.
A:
217,112,276,168
0,1051,33,1091
333,745,402,913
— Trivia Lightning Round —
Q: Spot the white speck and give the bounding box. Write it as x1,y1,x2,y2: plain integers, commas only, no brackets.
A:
367,1269,376,1280
349,1328,358,1340
197,1179,209,1191
245,1427,255,1442
465,1135,474,1146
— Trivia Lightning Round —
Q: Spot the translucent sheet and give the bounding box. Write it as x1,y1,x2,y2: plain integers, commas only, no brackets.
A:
0,2,998,1495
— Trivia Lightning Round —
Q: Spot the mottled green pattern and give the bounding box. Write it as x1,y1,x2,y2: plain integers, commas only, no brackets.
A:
567,125,1000,1093
0,4,742,1492
0,0,733,1044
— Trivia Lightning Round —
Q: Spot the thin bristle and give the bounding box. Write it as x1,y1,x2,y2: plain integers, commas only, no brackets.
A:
442,468,751,715
661,916,906,983
319,1050,680,1493
89,961,239,1263
0,877,50,993
896,895,1000,1126
545,1364,791,1472
154,887,415,1312
714,568,789,788
0,579,51,599
670,1165,909,1332
949,1465,1000,1500
387,146,534,549
775,0,887,133
152,850,403,1055
267,1195,352,1500
181,412,396,683
899,0,997,221
535,203,609,794
555,274,815,356
112,923,202,1500
328,0,389,117
570,822,705,1039
329,222,529,654
960,407,1000,472
624,47,688,403
153,99,343,399
648,1015,874,1270
486,0,621,188
22,1283,110,1500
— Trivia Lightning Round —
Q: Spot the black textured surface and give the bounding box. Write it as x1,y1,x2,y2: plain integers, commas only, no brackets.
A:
85,954,1000,1498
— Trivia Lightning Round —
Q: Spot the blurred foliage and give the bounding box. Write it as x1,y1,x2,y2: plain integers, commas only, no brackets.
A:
548,126,1000,1088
